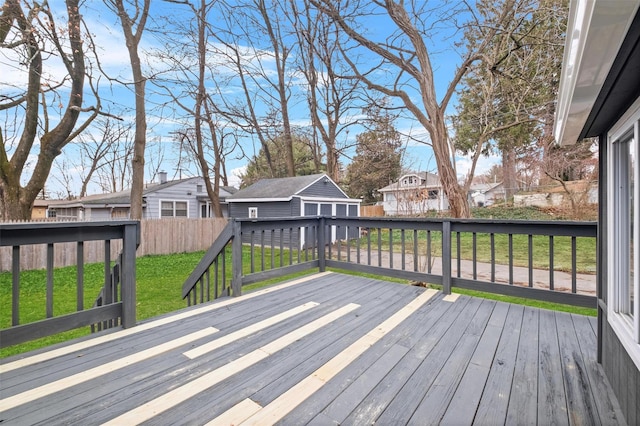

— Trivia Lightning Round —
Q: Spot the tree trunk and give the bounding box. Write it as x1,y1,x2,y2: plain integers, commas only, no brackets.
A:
432,117,470,218
0,179,32,220
0,0,88,220
503,146,517,200
113,0,149,220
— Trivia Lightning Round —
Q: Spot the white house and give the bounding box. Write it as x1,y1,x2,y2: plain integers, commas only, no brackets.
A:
377,172,448,216
49,173,236,220
469,182,505,207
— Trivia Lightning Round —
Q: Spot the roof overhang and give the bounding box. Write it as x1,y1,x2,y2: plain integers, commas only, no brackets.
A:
227,197,293,203
297,196,362,204
554,0,640,145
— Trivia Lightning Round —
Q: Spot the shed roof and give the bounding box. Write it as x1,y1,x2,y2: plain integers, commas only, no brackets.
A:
228,174,343,201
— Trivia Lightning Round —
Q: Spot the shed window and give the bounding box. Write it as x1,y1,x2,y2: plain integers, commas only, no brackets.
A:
161,200,189,218
609,102,640,361
249,207,258,218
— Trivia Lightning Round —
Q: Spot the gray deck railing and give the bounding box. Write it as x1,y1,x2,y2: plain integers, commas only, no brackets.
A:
182,216,597,308
0,221,139,348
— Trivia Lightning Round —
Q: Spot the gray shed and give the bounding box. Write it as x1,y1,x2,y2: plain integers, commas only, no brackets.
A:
227,173,361,245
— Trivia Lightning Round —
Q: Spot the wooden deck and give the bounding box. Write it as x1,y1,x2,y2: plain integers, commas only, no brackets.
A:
0,272,626,425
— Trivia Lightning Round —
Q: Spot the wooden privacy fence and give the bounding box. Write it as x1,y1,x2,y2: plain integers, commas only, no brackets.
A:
360,205,385,217
0,218,228,272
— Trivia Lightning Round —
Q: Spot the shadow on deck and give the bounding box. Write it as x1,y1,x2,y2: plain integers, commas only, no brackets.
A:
0,272,625,425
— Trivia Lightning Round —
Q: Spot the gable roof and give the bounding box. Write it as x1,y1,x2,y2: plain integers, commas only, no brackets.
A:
227,174,346,201
470,182,503,193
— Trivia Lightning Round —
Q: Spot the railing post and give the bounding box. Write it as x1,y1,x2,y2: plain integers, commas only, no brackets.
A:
231,219,243,296
318,216,326,272
121,222,138,329
442,220,452,295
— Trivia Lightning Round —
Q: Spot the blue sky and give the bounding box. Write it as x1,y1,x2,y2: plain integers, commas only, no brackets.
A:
2,0,500,198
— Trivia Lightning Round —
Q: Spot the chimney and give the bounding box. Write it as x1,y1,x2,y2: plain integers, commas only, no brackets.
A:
158,171,167,184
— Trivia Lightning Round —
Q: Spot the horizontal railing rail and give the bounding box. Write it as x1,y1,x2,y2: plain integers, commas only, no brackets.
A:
324,217,597,308
0,221,139,348
183,216,597,309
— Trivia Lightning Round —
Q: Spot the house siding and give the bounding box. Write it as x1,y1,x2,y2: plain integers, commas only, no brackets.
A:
603,320,640,424
299,179,347,198
230,201,294,219
87,208,114,221
145,178,205,218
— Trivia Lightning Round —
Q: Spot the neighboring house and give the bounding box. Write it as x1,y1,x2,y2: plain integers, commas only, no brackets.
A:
377,172,448,216
31,199,51,219
469,182,505,207
227,173,361,245
554,1,640,423
48,173,237,220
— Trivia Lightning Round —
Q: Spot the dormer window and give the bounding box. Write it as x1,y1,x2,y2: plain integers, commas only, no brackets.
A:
402,176,416,186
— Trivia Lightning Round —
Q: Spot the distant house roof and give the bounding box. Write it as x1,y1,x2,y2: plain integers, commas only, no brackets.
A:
470,182,503,194
52,177,236,208
378,172,441,193
228,174,351,202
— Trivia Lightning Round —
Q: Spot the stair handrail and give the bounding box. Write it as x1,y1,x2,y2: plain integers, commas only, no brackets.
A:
182,220,236,299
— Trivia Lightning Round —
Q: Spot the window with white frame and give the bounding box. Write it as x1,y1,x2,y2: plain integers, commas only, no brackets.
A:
248,207,258,218
160,200,188,217
609,100,640,365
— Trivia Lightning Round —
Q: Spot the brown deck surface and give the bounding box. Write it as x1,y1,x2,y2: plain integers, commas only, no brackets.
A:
0,272,626,425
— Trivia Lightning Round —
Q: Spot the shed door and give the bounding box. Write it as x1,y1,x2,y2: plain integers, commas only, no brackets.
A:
320,204,332,243
348,204,359,239
304,203,318,216
302,203,318,248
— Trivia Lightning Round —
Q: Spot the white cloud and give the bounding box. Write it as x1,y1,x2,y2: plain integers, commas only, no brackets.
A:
228,165,246,188
455,152,500,181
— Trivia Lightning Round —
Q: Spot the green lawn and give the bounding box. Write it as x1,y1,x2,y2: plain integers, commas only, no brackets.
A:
1,252,205,358
355,228,596,274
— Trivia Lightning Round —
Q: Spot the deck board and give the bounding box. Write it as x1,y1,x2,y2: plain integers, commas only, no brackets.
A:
0,272,626,426
473,303,524,425
505,306,540,424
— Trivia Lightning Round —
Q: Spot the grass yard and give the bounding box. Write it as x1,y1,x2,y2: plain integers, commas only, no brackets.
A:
1,252,204,358
353,228,596,274
0,248,315,359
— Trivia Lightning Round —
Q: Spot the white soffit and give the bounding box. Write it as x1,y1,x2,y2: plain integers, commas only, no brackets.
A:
554,0,640,145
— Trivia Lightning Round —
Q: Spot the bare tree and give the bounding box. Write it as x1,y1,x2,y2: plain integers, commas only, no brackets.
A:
51,159,77,200
106,0,151,220
154,0,238,217
206,0,301,178
311,0,524,217
0,0,99,219
287,0,362,182
72,116,131,197
96,134,134,193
